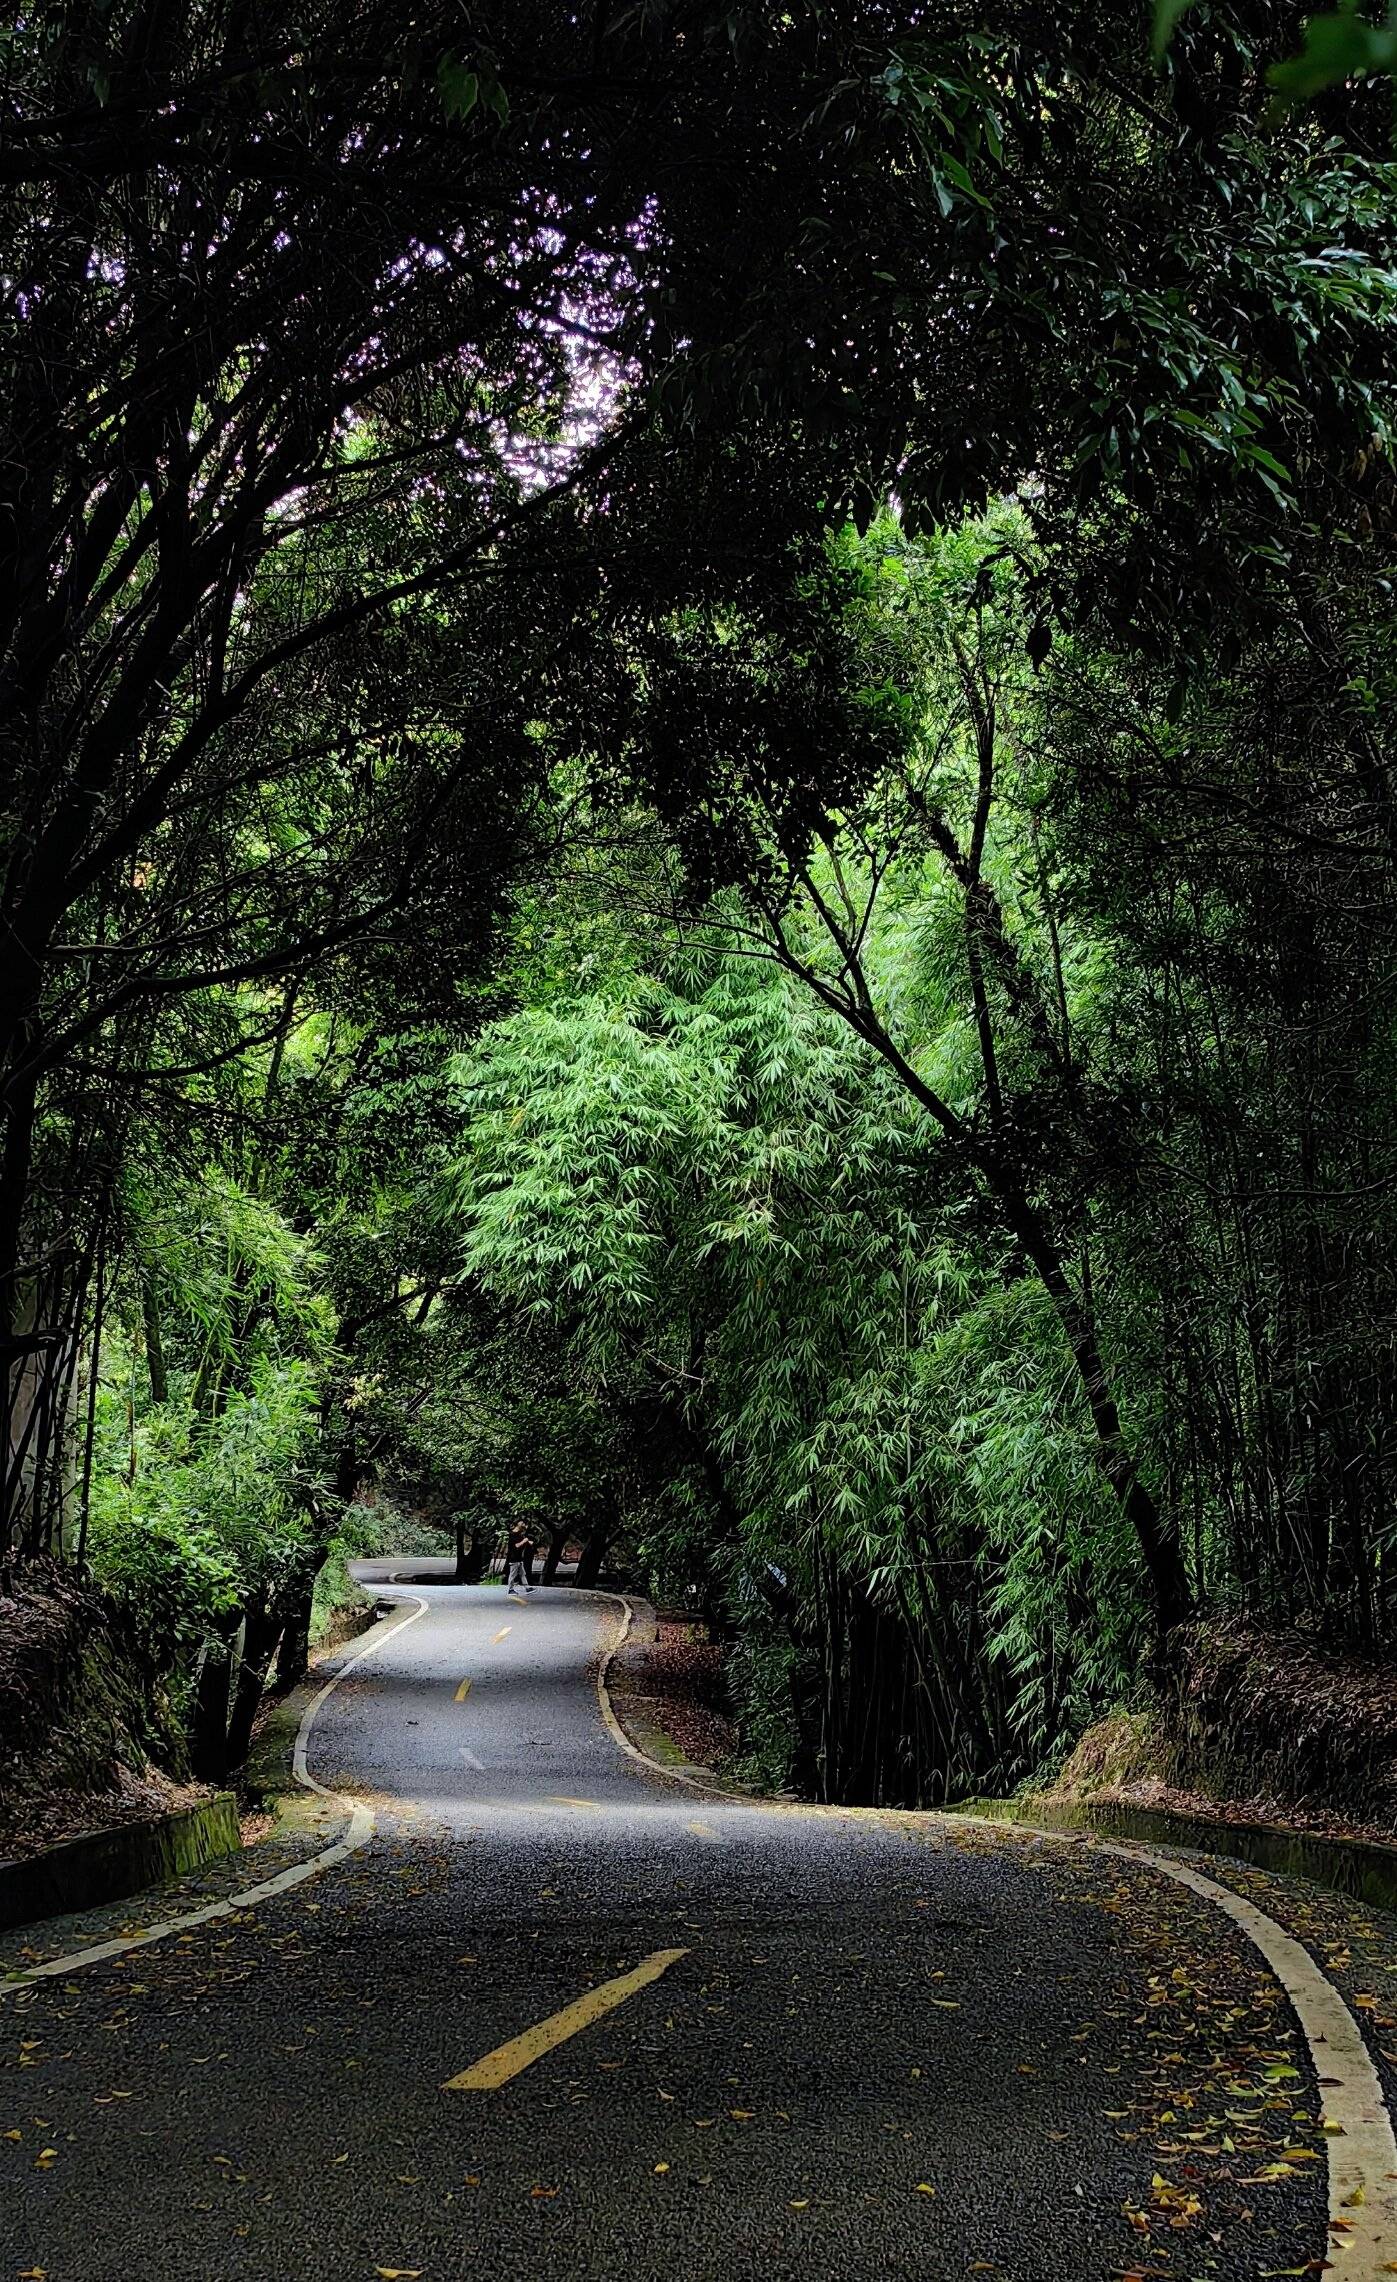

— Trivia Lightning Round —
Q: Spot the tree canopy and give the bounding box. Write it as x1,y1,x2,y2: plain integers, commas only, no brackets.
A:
5,0,1397,1801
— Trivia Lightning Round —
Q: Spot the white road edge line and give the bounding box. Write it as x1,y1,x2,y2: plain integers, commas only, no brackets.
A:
954,1815,1397,2278
590,1593,1397,2275
594,1594,740,1802
4,1591,430,1988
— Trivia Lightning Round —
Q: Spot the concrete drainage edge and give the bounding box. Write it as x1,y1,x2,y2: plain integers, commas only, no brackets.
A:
946,1792,1397,1914
0,1792,242,1932
0,1595,388,1941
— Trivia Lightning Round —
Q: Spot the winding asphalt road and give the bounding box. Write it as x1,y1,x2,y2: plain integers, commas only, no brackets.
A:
0,1561,1374,2279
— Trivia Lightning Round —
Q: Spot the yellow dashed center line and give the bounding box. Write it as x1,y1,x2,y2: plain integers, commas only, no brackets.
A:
491,1627,511,1644
687,1820,721,1842
548,1795,600,1812
453,1677,472,1702
443,1949,690,2091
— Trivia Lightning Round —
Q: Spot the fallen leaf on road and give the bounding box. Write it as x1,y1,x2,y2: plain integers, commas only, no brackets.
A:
530,2185,559,2200
915,2182,936,2196
653,2163,669,2175
374,2269,421,2278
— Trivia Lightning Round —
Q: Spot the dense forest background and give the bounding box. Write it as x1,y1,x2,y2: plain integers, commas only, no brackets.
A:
5,0,1397,1814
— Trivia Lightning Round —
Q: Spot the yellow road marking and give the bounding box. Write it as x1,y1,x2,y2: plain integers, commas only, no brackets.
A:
453,1677,472,1702
548,1795,599,1812
687,1820,721,1842
491,1627,511,1644
443,1949,689,2091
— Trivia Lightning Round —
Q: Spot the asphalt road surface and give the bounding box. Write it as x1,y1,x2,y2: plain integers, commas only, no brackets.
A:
0,1562,1357,2280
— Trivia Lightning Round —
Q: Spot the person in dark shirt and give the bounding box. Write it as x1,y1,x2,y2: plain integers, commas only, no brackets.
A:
505,1522,534,1598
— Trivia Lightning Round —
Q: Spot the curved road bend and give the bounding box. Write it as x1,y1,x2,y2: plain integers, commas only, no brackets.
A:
0,1559,1352,2278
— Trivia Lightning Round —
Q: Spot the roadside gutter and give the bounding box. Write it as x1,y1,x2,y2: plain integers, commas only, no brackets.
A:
947,1792,1397,1914
0,1793,240,1931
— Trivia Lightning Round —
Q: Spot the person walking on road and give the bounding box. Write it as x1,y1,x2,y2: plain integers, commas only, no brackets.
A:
505,1521,534,1599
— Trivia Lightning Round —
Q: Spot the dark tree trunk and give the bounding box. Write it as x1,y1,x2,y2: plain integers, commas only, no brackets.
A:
541,1525,569,1586
276,1571,316,1691
574,1522,610,1589
189,1608,241,1780
223,1591,284,1770
274,1431,354,1685
142,1278,168,1406
453,1511,469,1583
995,1183,1194,1635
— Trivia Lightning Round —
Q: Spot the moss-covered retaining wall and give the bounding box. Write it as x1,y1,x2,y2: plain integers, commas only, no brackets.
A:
947,1793,1397,1915
0,1793,241,1931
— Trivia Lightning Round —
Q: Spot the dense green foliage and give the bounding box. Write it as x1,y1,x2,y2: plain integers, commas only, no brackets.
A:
438,508,1397,1800
4,0,1397,1801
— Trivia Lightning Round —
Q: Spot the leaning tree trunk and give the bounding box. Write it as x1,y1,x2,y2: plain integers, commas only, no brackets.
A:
1000,1187,1193,1634
541,1525,569,1586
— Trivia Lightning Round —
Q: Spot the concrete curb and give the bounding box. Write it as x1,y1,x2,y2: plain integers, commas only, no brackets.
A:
0,1792,240,1931
947,1792,1397,1914
586,1591,792,1806
241,1591,389,1839
585,1600,1397,1918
